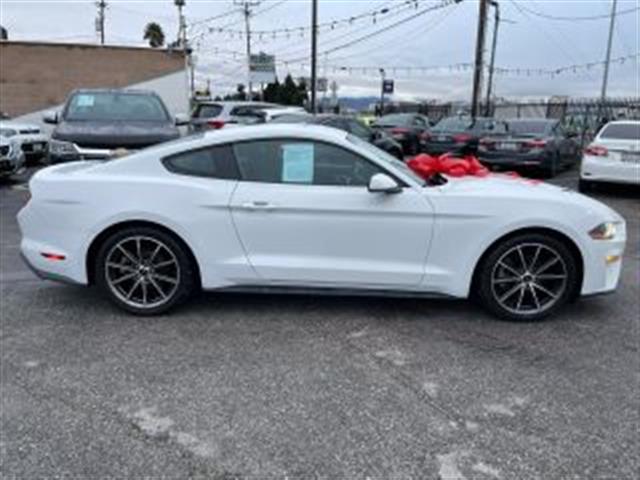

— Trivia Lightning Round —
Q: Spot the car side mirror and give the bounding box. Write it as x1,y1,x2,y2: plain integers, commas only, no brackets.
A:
43,111,58,124
174,113,190,126
368,173,402,194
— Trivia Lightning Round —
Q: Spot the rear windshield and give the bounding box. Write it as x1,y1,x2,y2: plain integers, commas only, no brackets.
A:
375,114,413,126
508,121,554,136
65,92,170,122
432,117,472,132
197,104,223,118
600,123,640,140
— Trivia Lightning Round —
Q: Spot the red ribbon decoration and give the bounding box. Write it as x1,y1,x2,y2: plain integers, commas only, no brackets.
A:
407,153,529,182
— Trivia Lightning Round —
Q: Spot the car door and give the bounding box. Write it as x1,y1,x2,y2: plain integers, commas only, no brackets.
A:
228,138,434,287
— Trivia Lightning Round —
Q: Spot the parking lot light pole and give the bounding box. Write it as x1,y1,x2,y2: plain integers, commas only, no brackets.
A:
600,0,618,105
484,0,499,116
310,0,318,114
471,0,489,120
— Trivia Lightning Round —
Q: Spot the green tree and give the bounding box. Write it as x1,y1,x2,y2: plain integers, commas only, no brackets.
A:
143,22,165,48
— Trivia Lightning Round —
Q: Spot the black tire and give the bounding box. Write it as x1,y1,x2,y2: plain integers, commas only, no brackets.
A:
95,226,197,315
578,178,593,193
475,233,579,322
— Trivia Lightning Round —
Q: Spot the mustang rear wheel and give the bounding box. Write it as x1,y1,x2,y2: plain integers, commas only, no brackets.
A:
95,227,196,315
477,234,579,321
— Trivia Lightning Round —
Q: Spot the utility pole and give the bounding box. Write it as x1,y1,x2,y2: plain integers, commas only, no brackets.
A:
600,0,617,105
310,0,318,114
471,0,489,119
235,1,260,101
484,0,499,116
96,0,107,45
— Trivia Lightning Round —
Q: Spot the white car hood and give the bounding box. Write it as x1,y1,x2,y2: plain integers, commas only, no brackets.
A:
438,174,623,222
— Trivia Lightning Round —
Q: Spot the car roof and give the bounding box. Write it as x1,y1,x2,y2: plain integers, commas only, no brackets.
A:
197,101,277,107
69,88,158,95
604,120,640,126
202,123,349,143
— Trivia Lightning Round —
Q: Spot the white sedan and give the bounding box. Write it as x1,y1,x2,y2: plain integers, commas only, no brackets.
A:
580,120,640,191
18,125,626,321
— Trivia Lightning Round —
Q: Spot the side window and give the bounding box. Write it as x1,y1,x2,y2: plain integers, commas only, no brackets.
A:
163,144,240,179
233,139,384,187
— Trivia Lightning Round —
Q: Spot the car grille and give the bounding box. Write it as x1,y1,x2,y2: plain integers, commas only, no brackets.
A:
0,145,10,156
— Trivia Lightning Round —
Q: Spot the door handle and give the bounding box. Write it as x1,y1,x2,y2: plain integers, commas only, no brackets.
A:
241,201,277,211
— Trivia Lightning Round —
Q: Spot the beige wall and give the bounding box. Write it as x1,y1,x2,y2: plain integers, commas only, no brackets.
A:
0,41,185,117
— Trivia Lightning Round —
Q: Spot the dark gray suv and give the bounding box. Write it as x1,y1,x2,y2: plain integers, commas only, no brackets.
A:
44,89,188,163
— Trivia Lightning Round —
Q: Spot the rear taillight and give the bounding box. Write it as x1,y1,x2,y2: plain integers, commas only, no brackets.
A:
524,139,547,149
453,133,472,143
207,119,226,130
584,145,608,157
390,127,410,135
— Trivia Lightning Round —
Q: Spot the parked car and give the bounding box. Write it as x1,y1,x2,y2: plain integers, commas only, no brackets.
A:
20,125,625,321
0,136,26,179
425,116,508,156
478,119,580,177
371,113,431,156
230,106,307,125
0,120,49,164
44,89,187,163
580,120,640,192
271,113,404,159
189,101,277,132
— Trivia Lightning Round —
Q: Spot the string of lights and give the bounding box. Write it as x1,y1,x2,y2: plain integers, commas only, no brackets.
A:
192,0,423,41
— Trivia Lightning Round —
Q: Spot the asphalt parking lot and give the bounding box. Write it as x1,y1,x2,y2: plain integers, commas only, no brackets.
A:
1,167,638,479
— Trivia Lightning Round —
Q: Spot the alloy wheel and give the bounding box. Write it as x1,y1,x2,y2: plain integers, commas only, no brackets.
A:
104,235,181,310
491,243,568,316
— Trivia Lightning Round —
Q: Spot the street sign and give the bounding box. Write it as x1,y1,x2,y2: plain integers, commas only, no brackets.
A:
382,79,394,94
298,77,328,92
249,52,276,83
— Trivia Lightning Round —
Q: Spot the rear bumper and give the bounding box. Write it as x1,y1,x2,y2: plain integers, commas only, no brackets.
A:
479,151,550,168
581,155,640,185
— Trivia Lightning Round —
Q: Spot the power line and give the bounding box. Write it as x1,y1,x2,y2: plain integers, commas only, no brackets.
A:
512,1,639,21
280,0,461,64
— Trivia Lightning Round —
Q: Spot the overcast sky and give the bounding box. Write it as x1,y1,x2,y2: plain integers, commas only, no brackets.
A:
1,0,638,100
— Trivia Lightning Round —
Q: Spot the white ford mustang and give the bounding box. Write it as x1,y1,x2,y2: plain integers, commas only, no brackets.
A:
18,125,626,321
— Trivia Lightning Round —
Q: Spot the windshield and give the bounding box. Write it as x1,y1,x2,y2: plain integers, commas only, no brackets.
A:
65,92,170,122
600,123,640,140
508,121,553,136
432,117,473,132
346,134,425,184
0,128,17,137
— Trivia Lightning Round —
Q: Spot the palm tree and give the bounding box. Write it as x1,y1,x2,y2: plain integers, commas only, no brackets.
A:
143,22,165,48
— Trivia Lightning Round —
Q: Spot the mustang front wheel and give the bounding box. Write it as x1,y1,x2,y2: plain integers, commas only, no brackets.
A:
95,227,196,315
477,234,579,321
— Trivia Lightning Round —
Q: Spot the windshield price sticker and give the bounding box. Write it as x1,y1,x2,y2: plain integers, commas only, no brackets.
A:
76,94,95,107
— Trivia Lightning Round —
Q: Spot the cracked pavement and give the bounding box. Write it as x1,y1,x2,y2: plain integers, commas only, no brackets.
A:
1,168,638,478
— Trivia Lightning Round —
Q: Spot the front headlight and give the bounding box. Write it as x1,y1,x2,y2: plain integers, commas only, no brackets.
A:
589,222,619,240
49,139,78,156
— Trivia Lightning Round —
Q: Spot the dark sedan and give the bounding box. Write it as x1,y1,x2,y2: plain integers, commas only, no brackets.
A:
371,113,431,156
478,119,580,177
271,114,404,159
44,89,188,163
424,116,507,156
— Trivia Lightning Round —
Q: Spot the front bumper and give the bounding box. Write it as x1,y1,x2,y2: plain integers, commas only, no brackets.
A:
580,222,626,296
0,154,26,177
581,154,640,185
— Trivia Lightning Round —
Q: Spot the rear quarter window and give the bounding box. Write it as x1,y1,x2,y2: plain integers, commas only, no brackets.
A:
163,144,239,179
